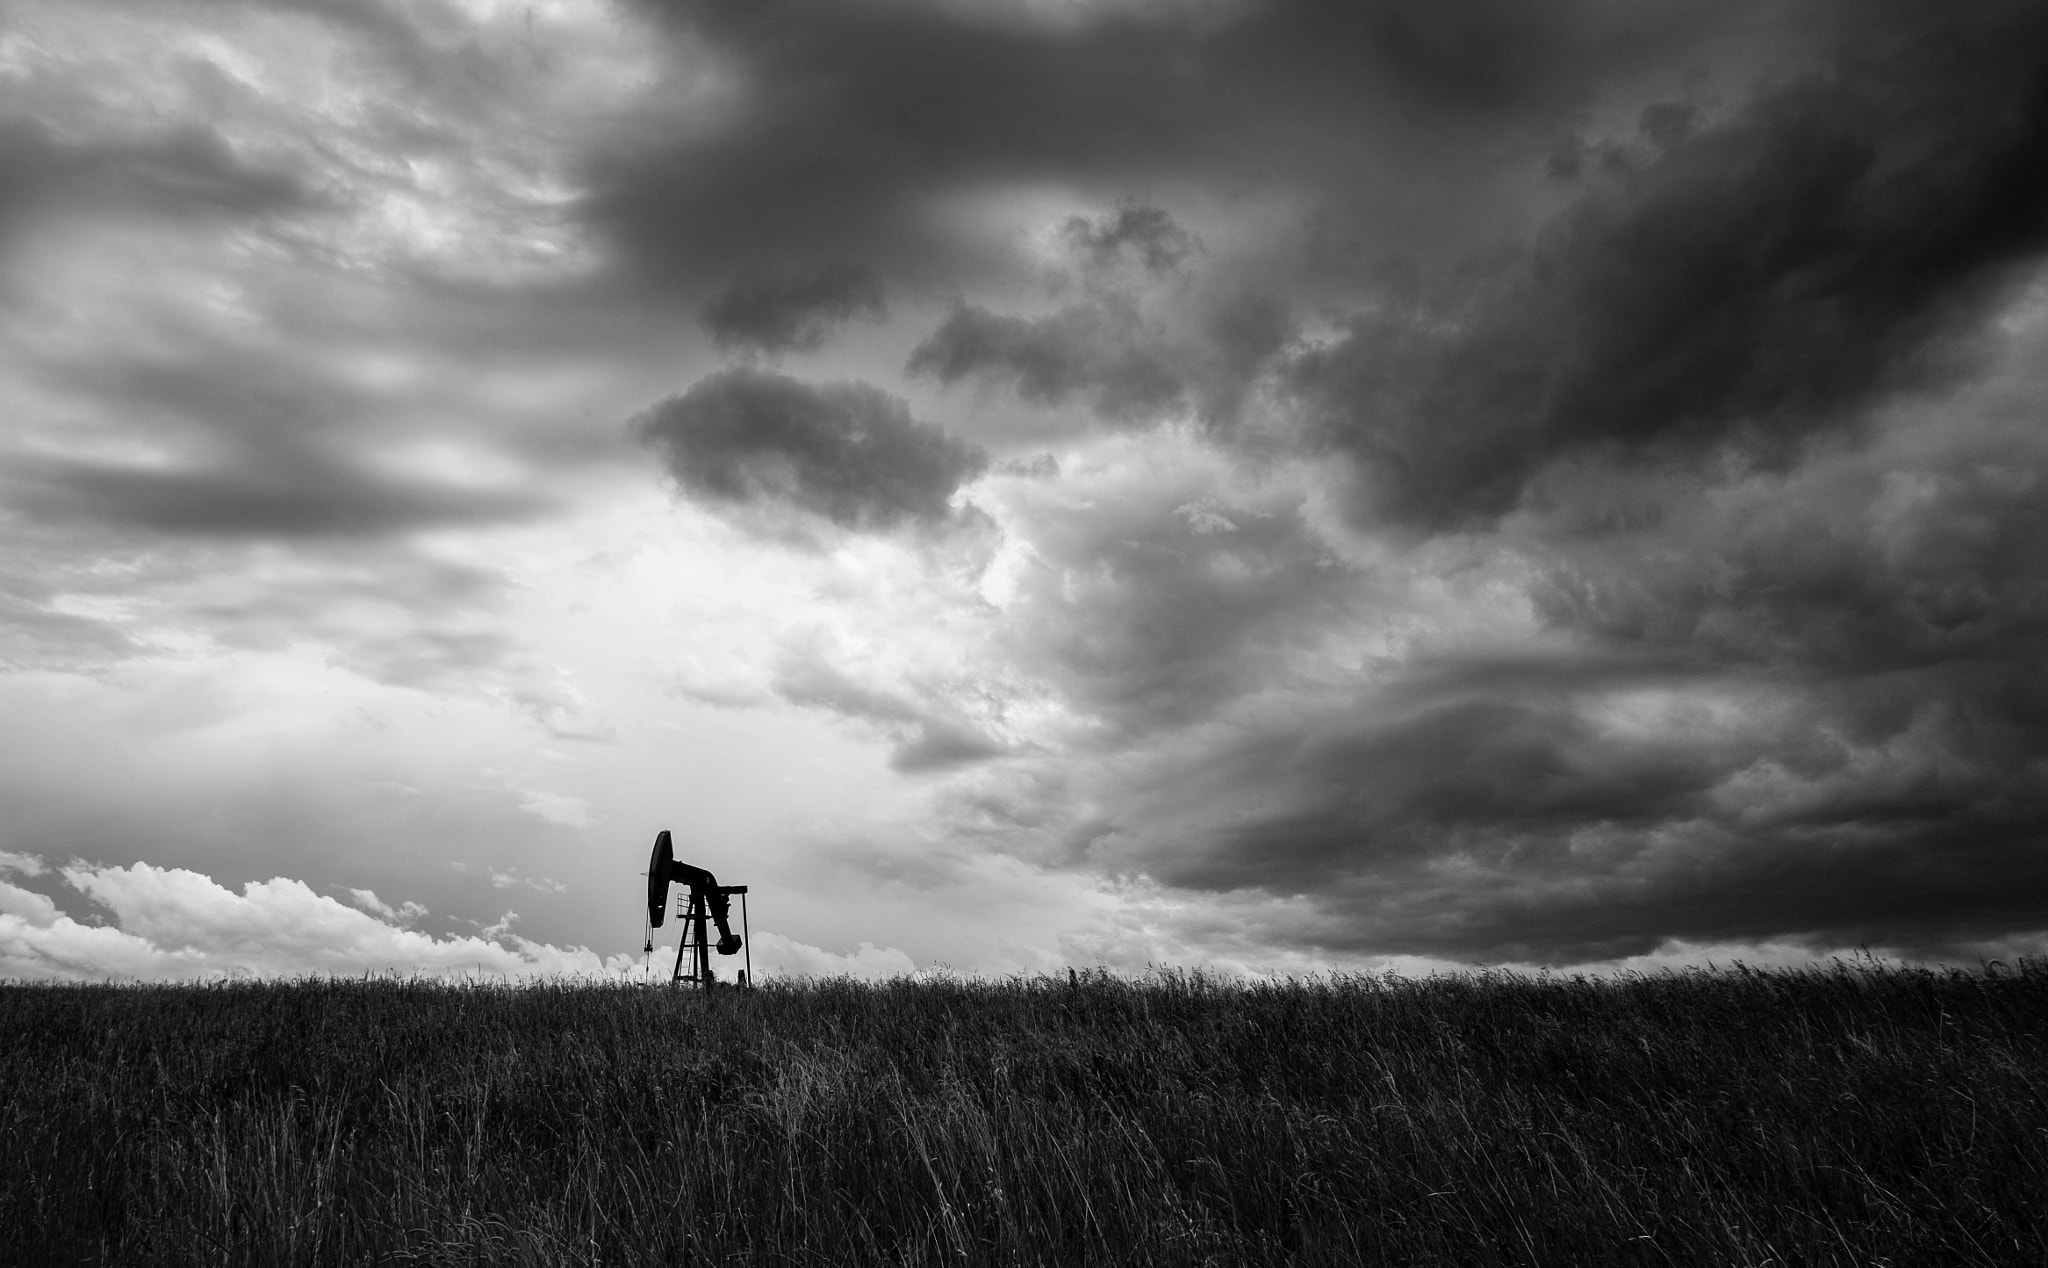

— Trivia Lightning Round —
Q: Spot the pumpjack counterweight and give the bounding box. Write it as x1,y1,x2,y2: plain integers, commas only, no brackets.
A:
646,829,751,987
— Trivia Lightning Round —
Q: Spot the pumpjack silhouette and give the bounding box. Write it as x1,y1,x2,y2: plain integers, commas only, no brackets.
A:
645,829,751,987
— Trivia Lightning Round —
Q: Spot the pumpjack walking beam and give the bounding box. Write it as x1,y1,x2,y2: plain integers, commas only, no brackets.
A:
645,829,751,988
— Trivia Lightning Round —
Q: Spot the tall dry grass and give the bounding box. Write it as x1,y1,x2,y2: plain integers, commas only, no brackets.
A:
2,962,2044,1265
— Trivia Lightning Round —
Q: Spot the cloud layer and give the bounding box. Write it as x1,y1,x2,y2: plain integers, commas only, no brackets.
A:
4,0,2046,975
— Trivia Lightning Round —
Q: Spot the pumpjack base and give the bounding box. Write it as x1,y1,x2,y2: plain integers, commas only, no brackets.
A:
670,885,751,988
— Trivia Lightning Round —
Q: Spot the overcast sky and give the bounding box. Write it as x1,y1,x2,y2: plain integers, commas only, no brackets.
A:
3,0,2046,980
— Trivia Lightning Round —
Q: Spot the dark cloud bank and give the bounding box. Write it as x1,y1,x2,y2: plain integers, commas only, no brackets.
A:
1291,2,2048,530
593,0,1741,292
1187,0,2048,961
612,0,2048,963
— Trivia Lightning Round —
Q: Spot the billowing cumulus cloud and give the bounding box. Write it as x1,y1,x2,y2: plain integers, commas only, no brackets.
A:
702,261,888,355
637,367,988,534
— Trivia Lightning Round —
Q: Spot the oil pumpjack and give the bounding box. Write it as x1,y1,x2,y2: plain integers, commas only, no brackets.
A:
644,829,751,987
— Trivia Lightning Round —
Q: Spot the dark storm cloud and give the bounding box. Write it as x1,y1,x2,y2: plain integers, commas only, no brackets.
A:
1136,658,1725,878
636,366,987,532
1291,0,2048,528
1110,0,2048,948
1531,437,2048,680
701,262,887,355
909,299,1187,421
589,0,1739,292
907,206,1294,427
1087,384,2048,962
1106,649,2048,963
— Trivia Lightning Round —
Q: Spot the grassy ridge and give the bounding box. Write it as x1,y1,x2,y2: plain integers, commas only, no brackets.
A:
2,964,2044,1266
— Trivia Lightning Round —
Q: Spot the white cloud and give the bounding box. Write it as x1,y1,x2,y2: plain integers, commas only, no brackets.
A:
344,887,427,923
0,879,63,926
487,868,568,894
0,861,616,981
0,851,47,877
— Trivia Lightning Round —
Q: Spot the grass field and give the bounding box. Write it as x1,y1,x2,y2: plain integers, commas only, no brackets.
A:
2,962,2044,1266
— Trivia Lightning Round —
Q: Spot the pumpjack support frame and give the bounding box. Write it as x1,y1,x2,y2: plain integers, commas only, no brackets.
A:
670,883,750,987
